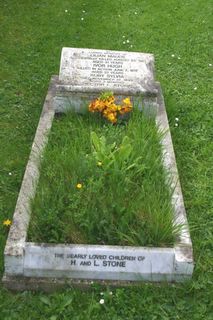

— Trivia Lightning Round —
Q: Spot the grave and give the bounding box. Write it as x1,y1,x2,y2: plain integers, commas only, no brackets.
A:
3,48,194,291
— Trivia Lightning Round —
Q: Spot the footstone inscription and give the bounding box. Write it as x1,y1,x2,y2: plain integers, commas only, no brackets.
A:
54,252,145,268
23,244,175,280
59,48,156,94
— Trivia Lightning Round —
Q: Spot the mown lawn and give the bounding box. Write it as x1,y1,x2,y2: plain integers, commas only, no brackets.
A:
0,0,212,319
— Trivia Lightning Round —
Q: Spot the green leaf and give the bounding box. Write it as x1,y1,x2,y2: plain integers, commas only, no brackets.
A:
60,297,73,309
40,296,51,306
115,136,132,163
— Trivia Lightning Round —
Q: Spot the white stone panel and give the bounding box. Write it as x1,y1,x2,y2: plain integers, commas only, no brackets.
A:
59,48,155,94
24,243,175,281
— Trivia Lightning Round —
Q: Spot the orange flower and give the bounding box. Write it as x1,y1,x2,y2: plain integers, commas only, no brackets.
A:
88,93,132,124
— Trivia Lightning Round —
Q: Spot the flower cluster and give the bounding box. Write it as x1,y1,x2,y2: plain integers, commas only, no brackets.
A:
88,92,132,124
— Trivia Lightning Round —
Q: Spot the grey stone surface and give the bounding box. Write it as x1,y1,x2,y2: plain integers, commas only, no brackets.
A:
54,48,158,114
58,47,157,95
53,89,144,114
156,83,192,248
4,77,56,276
3,274,190,293
23,243,174,281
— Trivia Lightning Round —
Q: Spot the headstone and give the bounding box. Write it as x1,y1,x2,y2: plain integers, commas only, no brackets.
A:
59,47,156,94
54,48,158,113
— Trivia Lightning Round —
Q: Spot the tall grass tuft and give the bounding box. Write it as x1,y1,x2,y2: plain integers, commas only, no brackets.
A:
28,109,181,246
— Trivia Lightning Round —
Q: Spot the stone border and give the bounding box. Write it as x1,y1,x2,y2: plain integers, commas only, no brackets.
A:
3,77,56,276
2,77,194,291
156,83,193,276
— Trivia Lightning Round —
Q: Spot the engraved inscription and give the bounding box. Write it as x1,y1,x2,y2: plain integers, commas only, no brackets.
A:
24,245,175,278
87,51,125,85
59,48,155,92
54,252,145,269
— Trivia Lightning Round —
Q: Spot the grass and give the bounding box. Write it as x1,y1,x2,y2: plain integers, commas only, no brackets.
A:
28,109,179,247
0,0,212,319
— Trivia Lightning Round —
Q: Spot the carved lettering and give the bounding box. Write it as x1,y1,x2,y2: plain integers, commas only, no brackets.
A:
53,252,146,270
59,48,154,92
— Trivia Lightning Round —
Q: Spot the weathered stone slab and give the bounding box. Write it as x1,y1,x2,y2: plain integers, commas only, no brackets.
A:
4,77,56,277
54,48,158,114
58,47,157,95
23,243,174,281
53,90,149,114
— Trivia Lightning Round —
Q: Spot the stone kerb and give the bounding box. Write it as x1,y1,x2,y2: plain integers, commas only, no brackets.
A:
155,83,193,278
3,77,56,276
2,48,194,291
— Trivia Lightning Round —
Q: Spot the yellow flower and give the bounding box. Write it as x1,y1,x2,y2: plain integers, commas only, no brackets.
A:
97,161,103,167
76,183,82,189
88,101,96,112
3,219,12,227
106,113,117,123
123,97,131,105
109,104,117,112
107,96,115,104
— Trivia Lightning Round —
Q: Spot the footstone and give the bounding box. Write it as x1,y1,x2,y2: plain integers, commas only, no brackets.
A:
24,244,175,281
